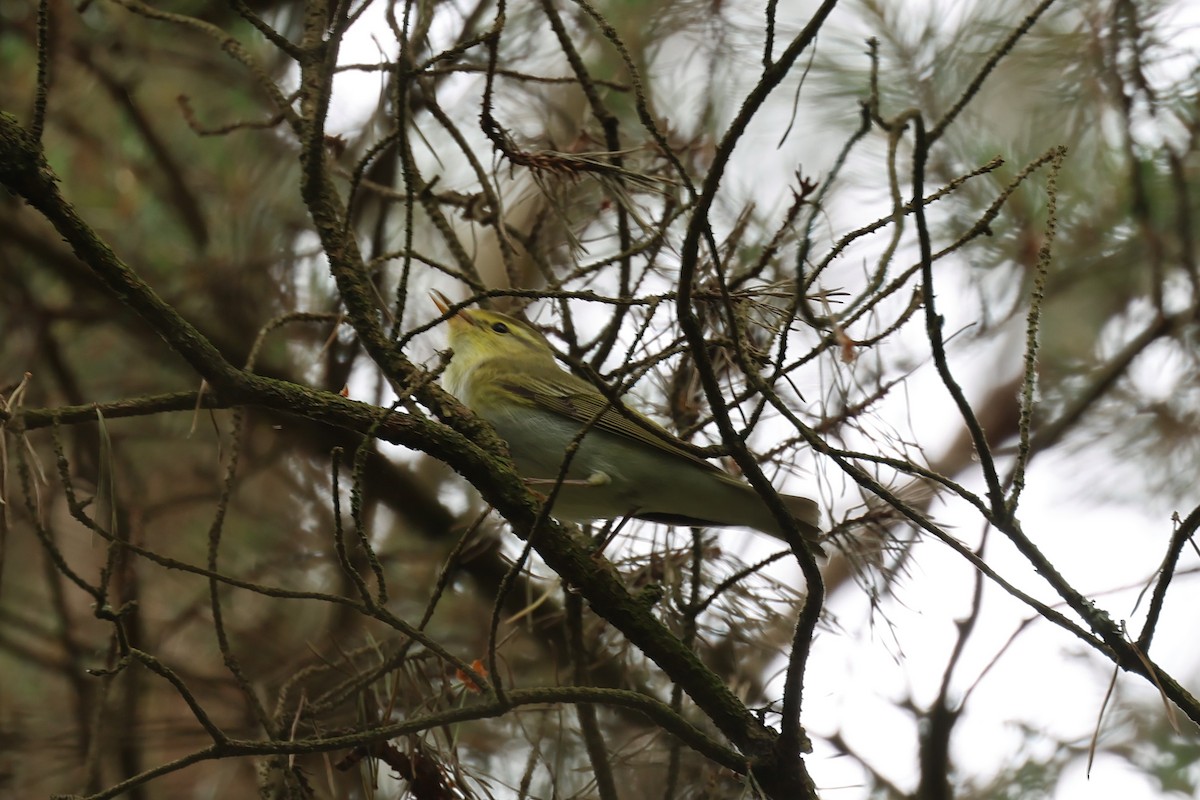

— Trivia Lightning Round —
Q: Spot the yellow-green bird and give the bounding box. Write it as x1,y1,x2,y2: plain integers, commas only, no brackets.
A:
432,291,822,549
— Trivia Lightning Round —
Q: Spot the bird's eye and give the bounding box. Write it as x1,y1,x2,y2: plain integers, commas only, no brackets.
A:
491,322,510,334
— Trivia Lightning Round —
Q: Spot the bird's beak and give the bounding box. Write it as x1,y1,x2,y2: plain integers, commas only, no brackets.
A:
430,289,475,328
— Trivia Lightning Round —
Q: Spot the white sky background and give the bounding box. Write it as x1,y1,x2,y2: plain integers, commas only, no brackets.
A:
311,0,1200,797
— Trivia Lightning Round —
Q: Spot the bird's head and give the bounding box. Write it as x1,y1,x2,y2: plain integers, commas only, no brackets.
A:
431,290,556,376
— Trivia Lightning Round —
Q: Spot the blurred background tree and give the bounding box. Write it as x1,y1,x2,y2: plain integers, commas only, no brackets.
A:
1,0,1198,798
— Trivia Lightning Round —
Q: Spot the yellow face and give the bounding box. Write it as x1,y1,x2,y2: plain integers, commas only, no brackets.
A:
431,291,556,401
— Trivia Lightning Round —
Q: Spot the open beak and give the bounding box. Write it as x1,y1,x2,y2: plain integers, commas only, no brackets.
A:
430,289,475,327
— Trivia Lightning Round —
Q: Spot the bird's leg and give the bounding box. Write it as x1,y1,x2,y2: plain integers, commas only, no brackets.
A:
523,471,612,488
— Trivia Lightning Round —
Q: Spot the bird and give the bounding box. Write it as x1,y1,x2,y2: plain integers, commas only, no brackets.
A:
431,291,823,551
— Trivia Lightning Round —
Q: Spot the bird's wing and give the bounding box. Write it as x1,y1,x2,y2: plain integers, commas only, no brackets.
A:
495,370,726,475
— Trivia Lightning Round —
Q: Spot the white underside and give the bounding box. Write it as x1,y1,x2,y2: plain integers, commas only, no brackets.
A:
482,405,807,536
